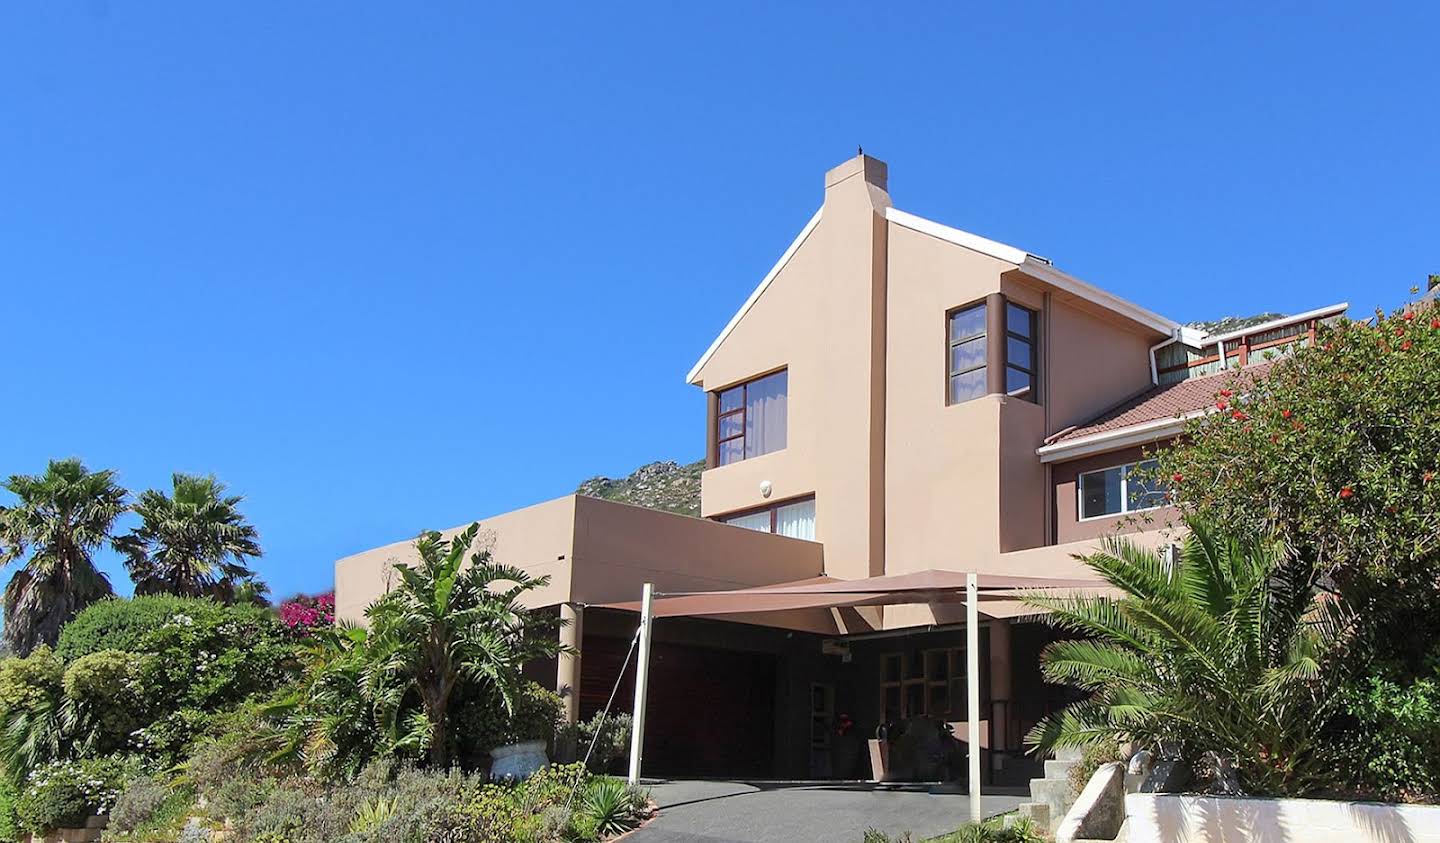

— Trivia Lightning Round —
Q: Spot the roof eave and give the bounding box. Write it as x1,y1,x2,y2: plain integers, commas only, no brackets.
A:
1036,411,1204,463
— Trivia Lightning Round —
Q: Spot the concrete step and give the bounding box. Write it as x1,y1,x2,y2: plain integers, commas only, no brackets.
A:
1005,801,1049,830
1045,758,1079,780
1055,746,1085,763
1030,777,1077,832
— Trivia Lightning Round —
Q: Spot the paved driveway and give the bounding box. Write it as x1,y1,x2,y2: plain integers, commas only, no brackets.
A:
626,780,1026,843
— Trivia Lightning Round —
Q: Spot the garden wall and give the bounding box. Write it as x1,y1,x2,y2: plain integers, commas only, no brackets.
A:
1125,792,1440,843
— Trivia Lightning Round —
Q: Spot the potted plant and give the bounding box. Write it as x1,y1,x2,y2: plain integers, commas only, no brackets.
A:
831,714,863,779
481,681,563,782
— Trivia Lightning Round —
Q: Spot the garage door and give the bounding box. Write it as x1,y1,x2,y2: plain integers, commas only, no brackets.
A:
581,635,778,778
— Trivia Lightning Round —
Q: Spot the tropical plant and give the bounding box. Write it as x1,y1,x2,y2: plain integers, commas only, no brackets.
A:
115,473,264,603
0,460,125,656
1023,519,1352,796
577,776,639,837
358,523,566,768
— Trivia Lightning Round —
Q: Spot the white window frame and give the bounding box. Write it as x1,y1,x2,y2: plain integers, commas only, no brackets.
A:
1076,459,1166,521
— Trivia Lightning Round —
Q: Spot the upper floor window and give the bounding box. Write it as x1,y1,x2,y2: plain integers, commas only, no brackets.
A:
1006,303,1037,401
948,298,1040,405
947,303,988,403
715,369,787,466
721,497,815,541
1078,458,1167,520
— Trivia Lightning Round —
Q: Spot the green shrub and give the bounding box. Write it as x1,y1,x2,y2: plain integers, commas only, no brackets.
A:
924,816,1045,843
56,595,206,661
1332,674,1440,802
61,649,147,752
15,758,129,834
557,712,632,773
1068,740,1123,796
0,647,65,782
0,775,18,842
465,681,563,753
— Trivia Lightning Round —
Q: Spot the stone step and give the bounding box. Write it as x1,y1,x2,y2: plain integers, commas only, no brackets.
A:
1045,758,1079,779
1055,746,1085,763
1005,801,1050,830
1030,777,1077,832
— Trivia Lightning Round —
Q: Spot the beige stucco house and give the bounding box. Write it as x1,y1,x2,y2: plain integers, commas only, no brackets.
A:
335,154,1345,780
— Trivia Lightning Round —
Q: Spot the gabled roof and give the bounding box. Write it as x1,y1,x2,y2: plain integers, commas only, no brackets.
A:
685,204,1183,386
1037,363,1275,462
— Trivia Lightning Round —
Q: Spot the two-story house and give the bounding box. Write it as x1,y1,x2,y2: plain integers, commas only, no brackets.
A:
334,154,1345,780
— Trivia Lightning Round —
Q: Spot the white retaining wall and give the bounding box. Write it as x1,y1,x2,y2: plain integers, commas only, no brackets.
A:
1125,792,1440,843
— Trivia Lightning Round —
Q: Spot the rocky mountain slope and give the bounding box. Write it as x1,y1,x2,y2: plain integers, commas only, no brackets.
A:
576,459,704,517
1186,312,1284,335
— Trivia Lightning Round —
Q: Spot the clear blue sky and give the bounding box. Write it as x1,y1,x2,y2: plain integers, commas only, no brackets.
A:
2,2,1436,600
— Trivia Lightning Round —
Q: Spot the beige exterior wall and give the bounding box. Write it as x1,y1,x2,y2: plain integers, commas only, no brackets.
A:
334,495,825,627
693,156,891,582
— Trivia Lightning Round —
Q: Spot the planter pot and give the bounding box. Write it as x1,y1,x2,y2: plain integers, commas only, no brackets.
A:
489,739,549,782
1125,793,1440,843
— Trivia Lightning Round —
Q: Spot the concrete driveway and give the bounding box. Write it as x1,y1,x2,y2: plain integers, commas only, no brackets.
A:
625,780,1026,843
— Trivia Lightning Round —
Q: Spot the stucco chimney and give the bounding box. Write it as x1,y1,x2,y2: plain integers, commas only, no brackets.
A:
824,154,890,210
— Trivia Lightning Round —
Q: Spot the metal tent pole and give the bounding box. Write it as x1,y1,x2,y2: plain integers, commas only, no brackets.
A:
627,582,656,785
967,572,982,823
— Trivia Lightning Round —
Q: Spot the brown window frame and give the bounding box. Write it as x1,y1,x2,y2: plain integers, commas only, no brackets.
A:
1005,302,1038,402
713,369,787,466
946,301,988,406
715,495,816,536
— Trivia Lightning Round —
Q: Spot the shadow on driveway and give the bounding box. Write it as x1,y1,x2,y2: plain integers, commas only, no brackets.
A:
627,780,1026,843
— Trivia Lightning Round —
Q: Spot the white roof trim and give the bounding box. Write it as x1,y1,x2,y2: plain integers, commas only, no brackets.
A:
1037,410,1205,463
1201,302,1349,344
685,208,823,386
883,207,1033,265
1018,258,1179,336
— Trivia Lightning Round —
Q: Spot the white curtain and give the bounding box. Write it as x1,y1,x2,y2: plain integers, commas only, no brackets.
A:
745,371,788,458
776,499,816,541
724,510,772,533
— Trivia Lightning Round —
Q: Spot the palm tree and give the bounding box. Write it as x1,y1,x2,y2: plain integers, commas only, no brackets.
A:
364,523,566,768
115,473,263,601
0,459,126,655
1023,520,1351,796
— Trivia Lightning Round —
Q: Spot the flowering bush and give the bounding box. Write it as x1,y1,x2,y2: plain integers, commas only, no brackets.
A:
277,592,335,636
15,757,131,833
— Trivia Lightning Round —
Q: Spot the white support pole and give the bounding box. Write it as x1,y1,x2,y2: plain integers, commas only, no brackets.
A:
627,582,656,785
967,572,982,823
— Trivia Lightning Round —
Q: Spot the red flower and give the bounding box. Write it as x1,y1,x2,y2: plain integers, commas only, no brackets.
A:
1216,400,1229,411
1395,326,1406,336
1402,340,1413,351
1404,311,1416,321
1232,410,1249,421
1219,389,1233,397
1425,472,1435,483
1431,319,1440,330
1281,409,1292,419
1339,487,1354,499
1171,473,1184,483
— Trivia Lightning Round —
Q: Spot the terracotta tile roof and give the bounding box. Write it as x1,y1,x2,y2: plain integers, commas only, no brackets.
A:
1048,362,1276,444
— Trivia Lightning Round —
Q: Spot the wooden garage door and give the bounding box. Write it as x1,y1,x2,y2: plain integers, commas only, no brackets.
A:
581,635,777,778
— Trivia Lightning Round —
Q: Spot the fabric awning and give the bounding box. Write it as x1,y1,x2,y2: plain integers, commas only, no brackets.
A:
600,568,1108,618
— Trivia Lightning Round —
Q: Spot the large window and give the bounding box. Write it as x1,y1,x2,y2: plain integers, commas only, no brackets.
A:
721,497,815,541
947,303,988,403
1006,303,1037,401
715,370,788,466
1078,458,1167,520
948,299,1039,405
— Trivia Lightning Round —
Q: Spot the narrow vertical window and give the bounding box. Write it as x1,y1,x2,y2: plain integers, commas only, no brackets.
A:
947,303,987,404
1005,303,1037,401
714,370,788,466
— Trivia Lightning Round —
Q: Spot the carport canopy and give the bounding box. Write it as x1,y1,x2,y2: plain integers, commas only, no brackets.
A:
602,569,1108,824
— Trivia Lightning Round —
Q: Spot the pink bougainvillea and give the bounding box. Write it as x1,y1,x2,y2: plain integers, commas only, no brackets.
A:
279,591,335,635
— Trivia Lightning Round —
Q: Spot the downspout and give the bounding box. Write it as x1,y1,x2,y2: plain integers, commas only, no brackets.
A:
1148,328,1183,385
